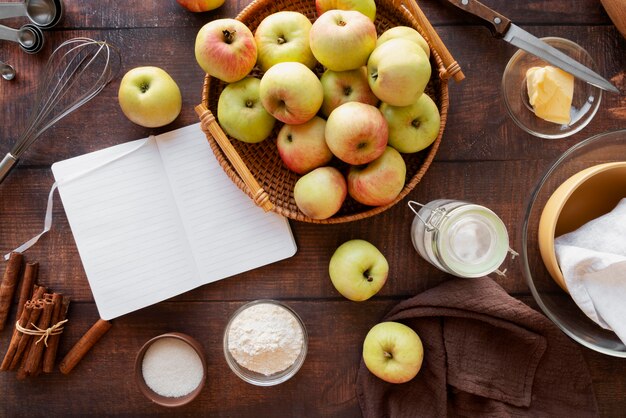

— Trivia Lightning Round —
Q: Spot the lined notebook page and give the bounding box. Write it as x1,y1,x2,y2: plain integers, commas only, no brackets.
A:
156,125,296,281
51,124,296,320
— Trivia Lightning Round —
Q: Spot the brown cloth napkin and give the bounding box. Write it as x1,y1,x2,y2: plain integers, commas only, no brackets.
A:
356,277,599,418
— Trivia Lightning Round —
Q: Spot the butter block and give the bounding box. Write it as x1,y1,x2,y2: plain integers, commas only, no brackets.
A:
526,65,574,125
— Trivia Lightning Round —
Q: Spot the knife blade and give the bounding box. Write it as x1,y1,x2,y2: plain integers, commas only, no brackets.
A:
444,0,620,94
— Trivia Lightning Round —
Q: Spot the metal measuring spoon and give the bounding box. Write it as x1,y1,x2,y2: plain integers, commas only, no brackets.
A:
0,23,44,53
0,60,15,80
0,0,62,28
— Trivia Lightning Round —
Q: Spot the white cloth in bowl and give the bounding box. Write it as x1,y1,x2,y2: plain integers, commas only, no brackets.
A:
555,198,626,345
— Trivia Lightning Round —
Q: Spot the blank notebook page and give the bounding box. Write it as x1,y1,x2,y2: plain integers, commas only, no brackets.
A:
51,123,297,320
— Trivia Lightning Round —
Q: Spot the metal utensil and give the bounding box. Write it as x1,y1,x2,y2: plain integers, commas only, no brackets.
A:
0,60,15,80
0,37,121,184
0,22,43,53
0,0,62,28
444,0,620,94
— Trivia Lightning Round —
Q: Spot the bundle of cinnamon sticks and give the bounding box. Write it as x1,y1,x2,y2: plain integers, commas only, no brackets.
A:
0,252,71,379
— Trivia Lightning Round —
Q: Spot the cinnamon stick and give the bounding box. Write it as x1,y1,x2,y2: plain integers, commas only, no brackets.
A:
0,300,33,371
23,295,54,376
43,295,70,373
0,252,24,330
8,299,44,371
59,319,112,375
16,262,38,319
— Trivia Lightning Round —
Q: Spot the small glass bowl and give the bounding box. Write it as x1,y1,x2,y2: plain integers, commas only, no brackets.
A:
135,332,207,407
502,37,602,139
521,129,626,357
223,299,308,386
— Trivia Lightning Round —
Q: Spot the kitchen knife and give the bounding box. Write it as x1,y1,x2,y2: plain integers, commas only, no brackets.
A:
444,0,620,94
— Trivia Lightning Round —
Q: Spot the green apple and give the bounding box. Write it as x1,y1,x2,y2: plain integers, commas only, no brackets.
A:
309,9,377,71
294,166,347,220
260,61,323,124
277,116,333,174
195,19,257,83
217,77,275,143
376,26,430,58
363,321,424,384
328,239,388,301
367,38,432,107
348,146,406,206
320,67,379,117
325,102,388,165
380,94,440,153
176,0,224,12
255,11,317,72
118,66,182,128
315,0,376,21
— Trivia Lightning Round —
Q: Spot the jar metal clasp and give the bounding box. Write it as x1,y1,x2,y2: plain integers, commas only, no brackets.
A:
408,200,448,232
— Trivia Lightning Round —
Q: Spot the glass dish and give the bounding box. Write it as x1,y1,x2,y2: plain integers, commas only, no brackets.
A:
502,37,602,139
521,129,626,357
223,299,308,386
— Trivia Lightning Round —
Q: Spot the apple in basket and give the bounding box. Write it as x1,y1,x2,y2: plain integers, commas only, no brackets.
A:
348,146,406,206
367,38,432,107
117,66,182,128
325,102,388,165
259,61,323,124
217,77,276,143
376,25,430,58
328,239,389,301
277,116,333,174
195,18,257,83
363,321,424,384
176,0,225,12
320,67,379,117
315,0,377,21
309,9,377,71
380,93,440,153
254,11,317,72
294,166,347,220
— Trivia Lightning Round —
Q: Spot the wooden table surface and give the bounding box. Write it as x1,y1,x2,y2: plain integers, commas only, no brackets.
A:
1,0,625,416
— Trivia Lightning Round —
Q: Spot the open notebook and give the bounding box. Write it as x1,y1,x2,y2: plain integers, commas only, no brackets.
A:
51,123,297,320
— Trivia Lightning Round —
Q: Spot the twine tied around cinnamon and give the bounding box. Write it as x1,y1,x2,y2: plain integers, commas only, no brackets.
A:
15,318,68,347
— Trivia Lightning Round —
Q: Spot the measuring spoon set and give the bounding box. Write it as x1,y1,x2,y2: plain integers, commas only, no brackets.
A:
0,0,63,79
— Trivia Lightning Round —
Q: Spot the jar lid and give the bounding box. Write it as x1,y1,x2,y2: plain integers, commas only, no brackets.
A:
436,204,509,278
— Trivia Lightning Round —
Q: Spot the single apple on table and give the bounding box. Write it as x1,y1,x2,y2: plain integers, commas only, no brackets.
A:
376,26,430,58
320,67,379,117
293,166,347,220
363,321,424,384
195,18,257,83
380,93,440,153
255,11,317,72
367,38,432,107
328,239,389,301
315,0,376,21
176,0,224,12
217,77,276,143
118,66,182,128
309,9,377,71
277,116,333,174
260,61,323,125
325,102,388,165
348,146,406,206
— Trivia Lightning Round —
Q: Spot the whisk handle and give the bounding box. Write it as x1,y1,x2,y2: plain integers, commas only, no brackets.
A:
0,153,18,184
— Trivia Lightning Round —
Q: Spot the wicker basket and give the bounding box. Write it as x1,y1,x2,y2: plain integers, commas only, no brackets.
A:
197,0,456,224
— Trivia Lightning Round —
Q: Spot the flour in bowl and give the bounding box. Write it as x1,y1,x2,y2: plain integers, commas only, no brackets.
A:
227,302,304,376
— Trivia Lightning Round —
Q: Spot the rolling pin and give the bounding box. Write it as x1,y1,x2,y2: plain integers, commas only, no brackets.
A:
600,0,626,39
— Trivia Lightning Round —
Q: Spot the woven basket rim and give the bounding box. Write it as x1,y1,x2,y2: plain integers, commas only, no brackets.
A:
200,0,450,224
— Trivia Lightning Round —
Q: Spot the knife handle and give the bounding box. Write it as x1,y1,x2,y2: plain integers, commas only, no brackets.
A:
445,0,511,38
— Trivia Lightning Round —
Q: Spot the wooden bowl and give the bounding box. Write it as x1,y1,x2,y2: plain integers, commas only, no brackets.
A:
199,0,450,223
538,162,626,291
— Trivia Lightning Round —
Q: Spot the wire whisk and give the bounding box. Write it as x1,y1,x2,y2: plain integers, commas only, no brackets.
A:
0,37,121,184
